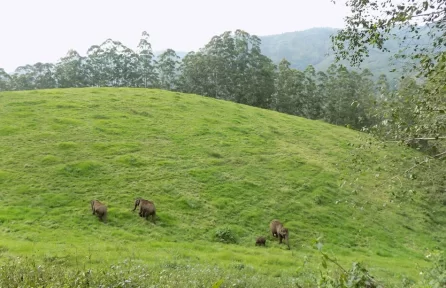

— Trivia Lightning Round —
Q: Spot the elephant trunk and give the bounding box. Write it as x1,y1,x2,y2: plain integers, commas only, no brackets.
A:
133,199,140,211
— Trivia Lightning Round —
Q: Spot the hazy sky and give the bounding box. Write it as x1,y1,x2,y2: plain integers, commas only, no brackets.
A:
0,0,349,72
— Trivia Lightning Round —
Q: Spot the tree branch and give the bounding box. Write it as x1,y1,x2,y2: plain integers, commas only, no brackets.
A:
411,11,446,18
433,151,446,158
411,137,446,141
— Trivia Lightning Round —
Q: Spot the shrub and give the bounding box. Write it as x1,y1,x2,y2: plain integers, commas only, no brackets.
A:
214,226,238,244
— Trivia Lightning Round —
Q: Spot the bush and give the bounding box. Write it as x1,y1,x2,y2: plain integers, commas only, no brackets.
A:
214,226,238,244
421,252,446,288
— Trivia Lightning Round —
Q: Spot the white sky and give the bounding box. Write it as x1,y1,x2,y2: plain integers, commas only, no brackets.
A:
0,0,349,72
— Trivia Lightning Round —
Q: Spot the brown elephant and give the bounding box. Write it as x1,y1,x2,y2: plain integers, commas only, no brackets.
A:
255,236,266,246
270,219,289,248
91,200,107,222
133,198,156,223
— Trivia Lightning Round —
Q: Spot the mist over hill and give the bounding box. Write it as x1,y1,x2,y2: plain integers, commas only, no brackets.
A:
155,27,430,86
259,27,431,85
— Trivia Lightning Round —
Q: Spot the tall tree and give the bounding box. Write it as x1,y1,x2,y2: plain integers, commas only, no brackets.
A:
177,51,211,96
33,62,56,89
11,65,36,91
272,59,305,115
156,49,180,91
232,30,275,108
302,65,321,119
136,31,158,88
85,45,106,86
55,50,87,88
0,68,11,91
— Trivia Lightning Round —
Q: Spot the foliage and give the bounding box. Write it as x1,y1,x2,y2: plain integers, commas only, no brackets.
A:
178,30,276,108
214,226,238,244
330,0,446,144
316,238,382,288
331,0,446,207
420,251,446,288
157,48,181,90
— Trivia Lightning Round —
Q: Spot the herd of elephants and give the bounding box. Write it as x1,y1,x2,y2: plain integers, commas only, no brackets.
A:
91,198,290,249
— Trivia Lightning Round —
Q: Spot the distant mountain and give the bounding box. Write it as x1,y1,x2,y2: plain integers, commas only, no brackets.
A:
155,27,430,86
259,27,431,85
260,28,339,70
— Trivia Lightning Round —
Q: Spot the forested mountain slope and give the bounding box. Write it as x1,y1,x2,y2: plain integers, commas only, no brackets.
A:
259,27,430,84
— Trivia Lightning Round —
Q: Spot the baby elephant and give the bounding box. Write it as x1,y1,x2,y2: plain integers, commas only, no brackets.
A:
270,219,290,249
133,198,156,223
91,200,107,222
255,236,266,246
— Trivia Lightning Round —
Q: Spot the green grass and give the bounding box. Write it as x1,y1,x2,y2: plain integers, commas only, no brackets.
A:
0,87,444,286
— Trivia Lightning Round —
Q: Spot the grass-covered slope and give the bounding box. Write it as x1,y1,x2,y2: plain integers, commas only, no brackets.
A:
0,88,443,285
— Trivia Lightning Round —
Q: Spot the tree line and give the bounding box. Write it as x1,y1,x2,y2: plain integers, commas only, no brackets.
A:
0,30,401,130
0,29,443,156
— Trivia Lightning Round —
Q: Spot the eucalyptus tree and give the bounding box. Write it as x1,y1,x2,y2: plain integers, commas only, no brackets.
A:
232,30,275,108
136,31,158,88
85,45,106,86
178,29,275,108
302,65,321,119
272,58,306,115
0,68,11,91
200,31,237,100
177,51,212,96
11,65,37,91
55,50,87,88
119,46,140,87
33,62,56,89
156,49,181,91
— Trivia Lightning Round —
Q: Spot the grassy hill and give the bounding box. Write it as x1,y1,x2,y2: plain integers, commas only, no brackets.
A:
0,88,444,286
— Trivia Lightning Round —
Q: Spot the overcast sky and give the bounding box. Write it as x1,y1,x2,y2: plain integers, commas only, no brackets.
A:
0,0,349,72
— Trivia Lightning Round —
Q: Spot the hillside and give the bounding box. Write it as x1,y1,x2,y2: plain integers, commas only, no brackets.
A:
156,27,430,87
0,88,444,286
259,27,431,85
